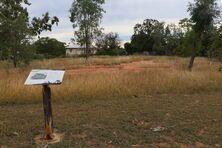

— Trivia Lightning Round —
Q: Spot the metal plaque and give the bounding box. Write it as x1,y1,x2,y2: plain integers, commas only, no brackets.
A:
25,69,65,85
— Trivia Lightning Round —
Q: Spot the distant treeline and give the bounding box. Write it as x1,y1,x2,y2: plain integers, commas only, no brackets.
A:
0,0,221,68
123,18,222,58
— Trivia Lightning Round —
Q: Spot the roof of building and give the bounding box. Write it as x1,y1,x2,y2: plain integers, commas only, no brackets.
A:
65,43,84,49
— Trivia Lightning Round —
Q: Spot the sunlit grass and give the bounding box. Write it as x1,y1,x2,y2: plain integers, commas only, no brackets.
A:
0,56,221,104
0,56,222,147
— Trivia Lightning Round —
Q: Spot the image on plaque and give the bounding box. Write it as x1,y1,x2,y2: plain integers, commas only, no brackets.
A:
31,73,47,80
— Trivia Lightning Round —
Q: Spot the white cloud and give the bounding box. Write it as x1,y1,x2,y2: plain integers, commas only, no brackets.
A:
28,0,221,43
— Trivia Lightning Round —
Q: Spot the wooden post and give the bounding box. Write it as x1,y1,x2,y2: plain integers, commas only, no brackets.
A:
42,85,54,140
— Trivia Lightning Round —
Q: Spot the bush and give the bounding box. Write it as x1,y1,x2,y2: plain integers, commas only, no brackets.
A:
34,37,66,58
0,49,9,60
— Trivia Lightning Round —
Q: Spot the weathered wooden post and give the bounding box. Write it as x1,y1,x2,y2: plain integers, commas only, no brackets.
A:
42,85,54,140
25,69,65,144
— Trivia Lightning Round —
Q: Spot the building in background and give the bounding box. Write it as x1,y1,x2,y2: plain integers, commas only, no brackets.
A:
65,45,97,56
66,45,84,56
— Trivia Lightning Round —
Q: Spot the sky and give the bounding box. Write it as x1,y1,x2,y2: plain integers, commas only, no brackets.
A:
27,0,199,44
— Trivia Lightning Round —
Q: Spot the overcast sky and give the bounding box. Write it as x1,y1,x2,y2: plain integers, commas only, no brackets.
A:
27,0,221,44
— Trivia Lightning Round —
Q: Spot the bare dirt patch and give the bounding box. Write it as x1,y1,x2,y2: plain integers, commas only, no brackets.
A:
66,60,172,75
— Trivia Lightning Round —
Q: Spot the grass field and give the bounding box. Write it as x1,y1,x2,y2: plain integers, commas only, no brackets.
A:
0,56,222,147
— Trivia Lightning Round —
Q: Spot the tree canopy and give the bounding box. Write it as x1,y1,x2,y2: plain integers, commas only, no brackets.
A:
0,0,59,67
96,32,121,50
187,0,220,70
70,0,105,57
34,37,66,58
131,19,165,54
124,0,221,62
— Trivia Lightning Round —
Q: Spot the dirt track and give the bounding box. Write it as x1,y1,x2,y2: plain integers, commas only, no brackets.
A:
66,60,172,75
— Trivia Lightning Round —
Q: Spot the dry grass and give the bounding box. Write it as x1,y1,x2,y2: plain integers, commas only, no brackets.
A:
1,93,222,147
0,56,222,147
0,56,221,104
29,56,151,69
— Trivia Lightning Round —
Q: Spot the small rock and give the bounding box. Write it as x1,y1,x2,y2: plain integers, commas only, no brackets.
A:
12,132,19,136
215,144,220,147
107,140,112,144
151,126,166,132
113,131,117,136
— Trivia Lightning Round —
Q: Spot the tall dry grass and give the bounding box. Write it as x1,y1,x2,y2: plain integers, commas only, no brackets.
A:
29,56,152,70
0,56,221,104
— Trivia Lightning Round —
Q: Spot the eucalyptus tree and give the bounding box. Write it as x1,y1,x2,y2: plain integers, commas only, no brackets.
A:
130,19,165,55
0,0,59,67
70,0,105,58
187,0,220,70
96,32,121,50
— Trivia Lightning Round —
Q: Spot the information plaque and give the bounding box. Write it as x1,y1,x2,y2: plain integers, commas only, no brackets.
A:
25,69,65,85
25,69,65,144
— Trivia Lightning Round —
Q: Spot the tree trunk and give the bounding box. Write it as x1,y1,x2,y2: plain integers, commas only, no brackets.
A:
188,39,196,71
188,33,201,71
188,52,196,71
42,85,54,140
85,28,90,60
12,49,17,68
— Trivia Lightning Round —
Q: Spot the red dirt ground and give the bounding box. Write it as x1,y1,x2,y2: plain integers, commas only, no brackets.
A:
66,60,172,75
